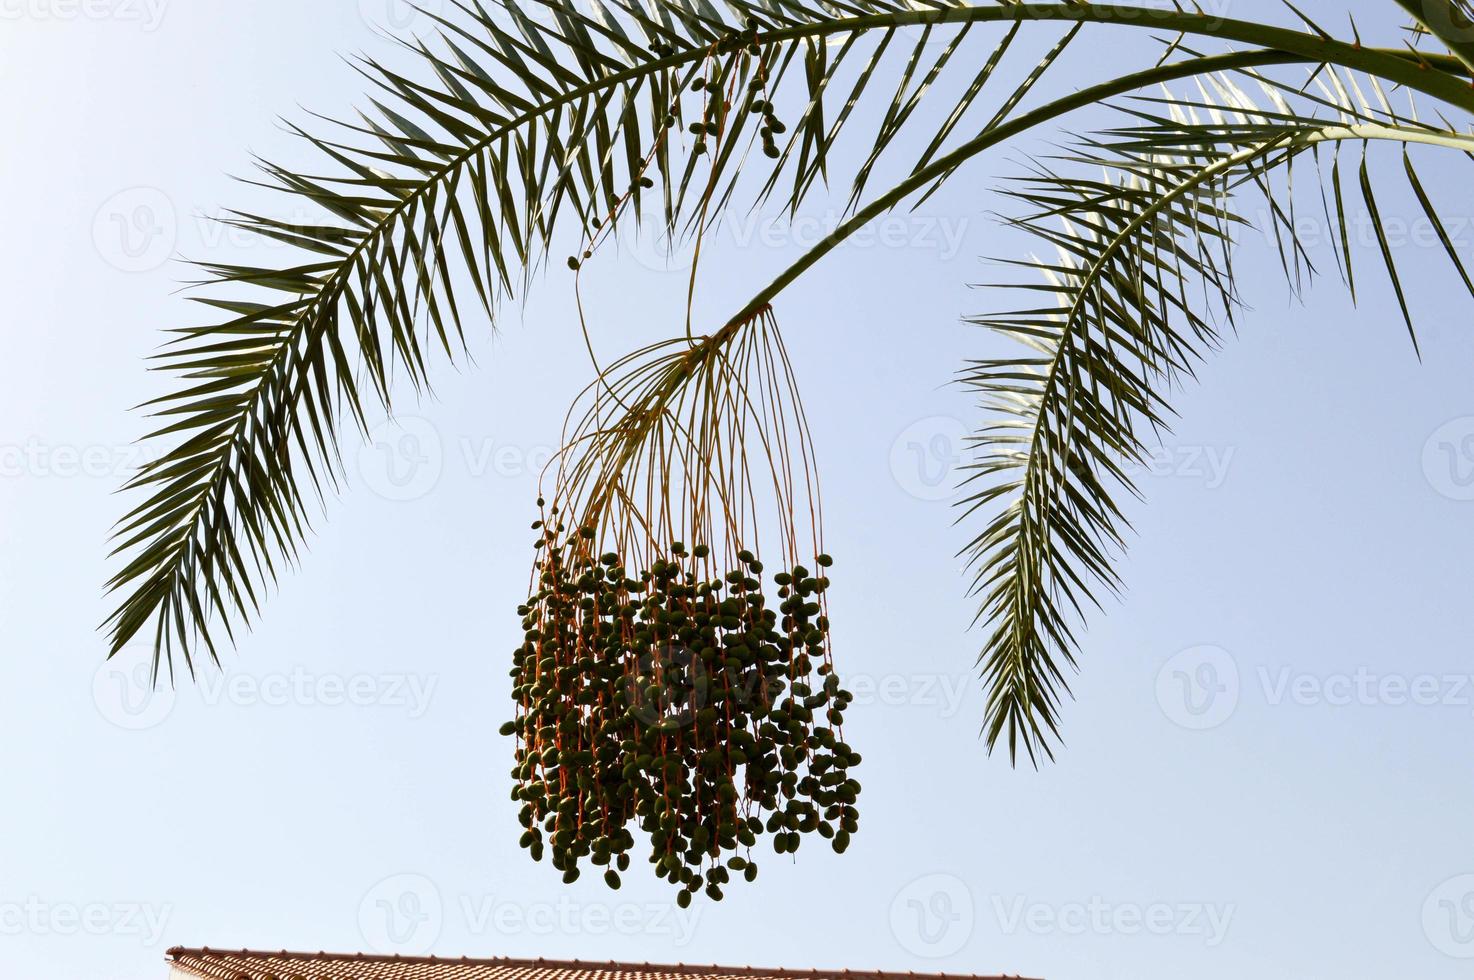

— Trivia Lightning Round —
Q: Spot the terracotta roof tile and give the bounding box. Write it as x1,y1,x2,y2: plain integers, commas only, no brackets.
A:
165,949,1038,980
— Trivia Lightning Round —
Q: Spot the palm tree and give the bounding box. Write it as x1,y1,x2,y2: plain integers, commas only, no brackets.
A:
105,0,1474,770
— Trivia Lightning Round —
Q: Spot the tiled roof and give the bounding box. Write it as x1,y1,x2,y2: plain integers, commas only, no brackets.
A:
165,950,1038,980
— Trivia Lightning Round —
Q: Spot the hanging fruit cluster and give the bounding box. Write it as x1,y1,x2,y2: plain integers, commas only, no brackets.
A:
501,509,860,904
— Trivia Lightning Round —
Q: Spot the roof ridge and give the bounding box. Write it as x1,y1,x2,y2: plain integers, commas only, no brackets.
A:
165,948,1037,980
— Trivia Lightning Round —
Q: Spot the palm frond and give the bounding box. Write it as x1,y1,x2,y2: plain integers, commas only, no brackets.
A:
108,0,1104,674
961,66,1474,763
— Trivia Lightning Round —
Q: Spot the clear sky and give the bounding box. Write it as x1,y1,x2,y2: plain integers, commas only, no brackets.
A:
3,2,1474,979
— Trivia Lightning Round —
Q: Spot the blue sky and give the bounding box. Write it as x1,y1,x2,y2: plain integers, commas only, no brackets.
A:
3,2,1474,979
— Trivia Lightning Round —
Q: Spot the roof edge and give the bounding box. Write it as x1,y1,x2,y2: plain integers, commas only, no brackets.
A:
165,947,1039,980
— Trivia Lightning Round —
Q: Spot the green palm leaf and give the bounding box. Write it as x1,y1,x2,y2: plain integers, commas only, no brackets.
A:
961,73,1474,762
